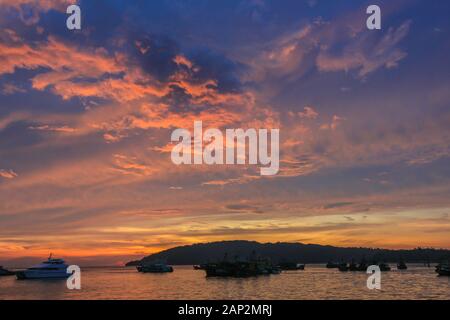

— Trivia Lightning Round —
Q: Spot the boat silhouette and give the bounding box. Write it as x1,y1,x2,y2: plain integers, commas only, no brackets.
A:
0,266,15,276
326,261,340,268
204,253,281,277
435,260,449,276
397,259,407,270
277,262,305,271
136,260,173,273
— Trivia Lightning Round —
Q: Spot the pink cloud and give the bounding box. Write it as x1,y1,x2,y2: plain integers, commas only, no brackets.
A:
317,21,411,77
298,106,319,119
0,169,18,179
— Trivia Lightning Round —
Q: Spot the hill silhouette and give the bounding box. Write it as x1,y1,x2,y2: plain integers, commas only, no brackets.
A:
126,240,450,266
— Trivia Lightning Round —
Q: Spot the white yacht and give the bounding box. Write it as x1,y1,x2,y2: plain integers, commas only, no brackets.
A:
16,255,70,280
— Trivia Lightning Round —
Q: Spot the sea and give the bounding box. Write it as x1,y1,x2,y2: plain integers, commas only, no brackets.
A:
0,264,449,300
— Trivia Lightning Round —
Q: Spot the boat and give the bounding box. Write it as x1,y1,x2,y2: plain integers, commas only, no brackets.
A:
378,262,391,271
338,263,349,271
137,261,173,273
278,262,305,271
0,266,15,276
205,261,253,277
326,261,339,268
16,255,70,280
193,263,207,270
344,258,368,271
205,261,278,277
357,258,369,271
269,266,282,274
348,259,358,271
204,254,281,277
435,261,450,276
397,260,407,270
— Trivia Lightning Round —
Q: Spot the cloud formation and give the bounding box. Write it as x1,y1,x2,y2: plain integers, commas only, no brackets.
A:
0,0,449,262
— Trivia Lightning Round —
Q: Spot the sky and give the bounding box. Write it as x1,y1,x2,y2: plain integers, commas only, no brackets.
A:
0,0,449,266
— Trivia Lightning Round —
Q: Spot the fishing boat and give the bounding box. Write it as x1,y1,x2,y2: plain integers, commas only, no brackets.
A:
357,258,369,271
204,254,280,277
270,266,282,274
205,261,278,277
0,266,15,276
137,262,173,273
326,261,339,268
193,263,207,270
348,259,359,271
435,261,450,276
16,255,70,280
397,260,407,270
338,262,349,271
378,262,391,271
205,261,252,277
278,262,305,271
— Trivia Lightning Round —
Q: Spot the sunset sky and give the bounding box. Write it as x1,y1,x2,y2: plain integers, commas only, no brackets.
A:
0,0,449,266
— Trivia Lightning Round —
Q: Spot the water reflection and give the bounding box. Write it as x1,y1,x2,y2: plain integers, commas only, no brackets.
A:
0,264,448,300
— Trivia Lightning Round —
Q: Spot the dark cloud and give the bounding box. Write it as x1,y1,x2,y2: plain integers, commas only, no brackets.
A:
323,202,354,209
188,49,244,93
225,204,263,213
127,33,180,81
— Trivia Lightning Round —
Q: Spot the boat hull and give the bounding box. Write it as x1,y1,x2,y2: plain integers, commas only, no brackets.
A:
137,265,173,273
338,265,349,271
436,264,450,276
278,263,305,271
435,262,449,276
326,263,339,269
204,261,280,277
378,264,391,272
0,271,15,276
205,266,257,278
437,269,450,276
16,270,69,280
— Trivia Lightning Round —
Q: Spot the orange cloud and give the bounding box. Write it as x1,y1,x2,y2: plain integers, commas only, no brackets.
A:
0,169,18,179
28,124,77,133
112,154,159,177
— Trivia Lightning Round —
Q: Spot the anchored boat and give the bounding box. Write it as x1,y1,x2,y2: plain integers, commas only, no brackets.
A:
378,262,391,271
277,262,305,271
137,262,173,273
193,264,207,270
435,260,450,276
326,261,340,268
397,259,407,270
0,266,15,276
338,262,349,271
204,254,281,277
16,255,70,280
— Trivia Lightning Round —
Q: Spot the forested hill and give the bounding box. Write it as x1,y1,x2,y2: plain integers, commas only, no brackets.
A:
126,240,450,265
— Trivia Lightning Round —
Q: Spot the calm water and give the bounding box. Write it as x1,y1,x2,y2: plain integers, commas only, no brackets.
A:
1,264,449,300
